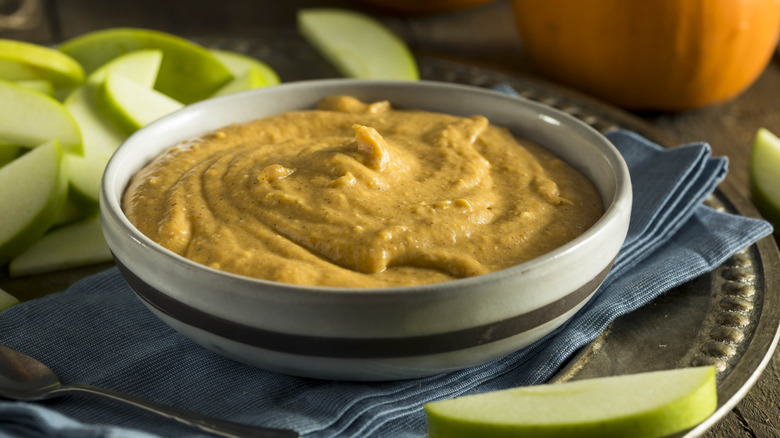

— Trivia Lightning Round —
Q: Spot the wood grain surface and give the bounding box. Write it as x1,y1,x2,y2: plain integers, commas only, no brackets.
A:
2,0,778,436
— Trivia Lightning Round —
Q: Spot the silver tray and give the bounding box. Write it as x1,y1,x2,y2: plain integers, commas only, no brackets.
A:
197,34,780,437
2,33,778,437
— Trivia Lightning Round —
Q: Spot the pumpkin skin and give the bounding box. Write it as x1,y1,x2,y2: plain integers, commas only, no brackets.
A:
512,0,780,110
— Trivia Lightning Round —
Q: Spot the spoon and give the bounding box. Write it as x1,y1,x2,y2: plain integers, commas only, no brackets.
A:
0,344,299,438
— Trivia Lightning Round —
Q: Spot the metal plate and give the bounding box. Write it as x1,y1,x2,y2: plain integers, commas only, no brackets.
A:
191,34,780,436
2,33,778,437
407,57,780,436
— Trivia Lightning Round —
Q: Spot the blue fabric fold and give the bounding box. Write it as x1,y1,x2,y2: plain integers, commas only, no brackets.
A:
0,123,773,437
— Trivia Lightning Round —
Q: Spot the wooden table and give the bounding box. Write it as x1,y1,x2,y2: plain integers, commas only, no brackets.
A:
2,0,778,436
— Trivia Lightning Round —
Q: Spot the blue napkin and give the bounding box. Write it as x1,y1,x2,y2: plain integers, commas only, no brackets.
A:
0,126,773,437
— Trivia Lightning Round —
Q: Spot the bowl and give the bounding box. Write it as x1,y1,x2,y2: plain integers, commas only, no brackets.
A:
100,79,632,381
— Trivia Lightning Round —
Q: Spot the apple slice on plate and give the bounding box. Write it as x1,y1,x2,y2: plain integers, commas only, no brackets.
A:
52,196,92,227
58,27,233,103
0,142,21,167
750,128,780,232
9,215,111,277
101,71,184,134
63,152,110,210
63,49,166,206
210,67,269,97
0,79,82,154
210,49,280,86
0,287,19,312
297,8,418,80
425,366,717,438
0,139,68,265
65,49,163,155
14,79,54,96
85,48,163,88
0,38,85,88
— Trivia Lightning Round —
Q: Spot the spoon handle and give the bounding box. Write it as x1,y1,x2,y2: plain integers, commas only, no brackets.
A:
55,385,299,438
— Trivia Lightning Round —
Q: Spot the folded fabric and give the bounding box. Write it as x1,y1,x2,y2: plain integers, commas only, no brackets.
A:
0,123,773,437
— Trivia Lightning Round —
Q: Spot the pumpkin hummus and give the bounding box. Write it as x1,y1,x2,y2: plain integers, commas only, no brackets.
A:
122,96,603,288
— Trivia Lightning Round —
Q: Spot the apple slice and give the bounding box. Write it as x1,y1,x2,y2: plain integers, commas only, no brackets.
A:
0,139,67,265
58,27,233,103
297,8,419,80
64,85,125,159
425,366,717,438
66,49,163,157
9,215,112,277
14,79,54,96
0,142,21,167
0,287,19,312
210,67,268,97
750,128,780,231
0,79,82,154
63,150,111,208
63,49,166,205
101,71,184,134
52,196,90,226
0,38,85,88
210,49,280,86
84,48,163,88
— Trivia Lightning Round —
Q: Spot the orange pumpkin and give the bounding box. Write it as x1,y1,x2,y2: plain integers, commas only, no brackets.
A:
355,0,495,15
512,0,780,110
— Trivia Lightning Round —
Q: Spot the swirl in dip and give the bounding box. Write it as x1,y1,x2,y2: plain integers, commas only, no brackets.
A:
122,96,603,287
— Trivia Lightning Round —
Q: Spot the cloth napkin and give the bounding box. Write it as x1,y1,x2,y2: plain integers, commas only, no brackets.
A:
0,120,773,436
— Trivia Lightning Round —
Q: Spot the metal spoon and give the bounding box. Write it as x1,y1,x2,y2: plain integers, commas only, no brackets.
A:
0,344,299,438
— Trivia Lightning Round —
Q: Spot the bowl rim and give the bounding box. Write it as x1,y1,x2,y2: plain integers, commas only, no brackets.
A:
100,78,632,297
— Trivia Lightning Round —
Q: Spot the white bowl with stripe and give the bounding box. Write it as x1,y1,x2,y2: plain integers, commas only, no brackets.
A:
100,79,632,381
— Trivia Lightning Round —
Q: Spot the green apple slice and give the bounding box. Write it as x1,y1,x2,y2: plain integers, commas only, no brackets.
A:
297,8,419,80
66,49,164,157
0,287,19,312
14,79,54,96
52,196,89,226
63,49,167,205
210,49,280,86
750,128,780,231
0,142,21,167
85,48,163,88
63,151,110,208
101,71,183,134
0,79,82,154
210,67,268,97
58,27,233,103
0,139,68,265
425,366,717,438
64,84,125,159
0,39,85,88
9,215,111,277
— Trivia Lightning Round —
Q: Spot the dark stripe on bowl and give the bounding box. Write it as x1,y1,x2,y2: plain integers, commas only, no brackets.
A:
116,260,612,359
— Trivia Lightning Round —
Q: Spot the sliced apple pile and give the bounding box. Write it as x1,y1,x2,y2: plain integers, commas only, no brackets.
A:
0,30,279,286
425,366,717,438
0,14,416,292
58,27,234,104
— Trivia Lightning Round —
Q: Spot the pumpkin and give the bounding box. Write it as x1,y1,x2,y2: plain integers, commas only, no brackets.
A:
354,0,495,16
512,0,780,110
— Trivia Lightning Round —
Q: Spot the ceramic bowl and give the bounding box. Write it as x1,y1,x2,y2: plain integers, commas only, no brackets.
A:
100,79,632,381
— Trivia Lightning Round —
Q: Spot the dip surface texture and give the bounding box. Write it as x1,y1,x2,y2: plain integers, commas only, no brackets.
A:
122,96,603,287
